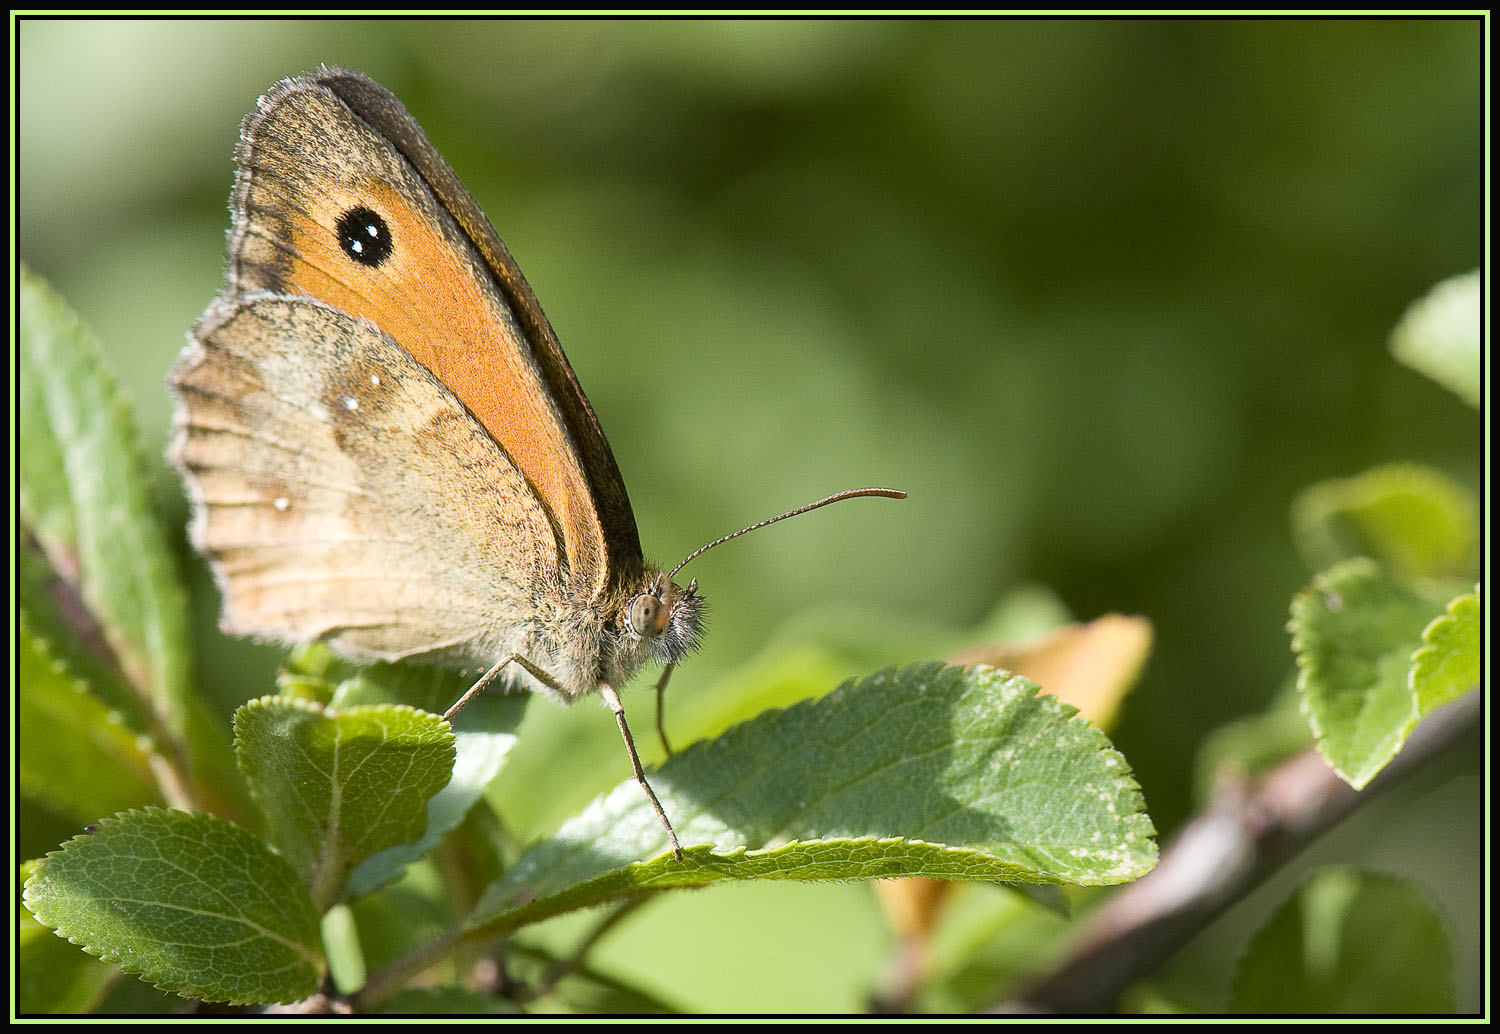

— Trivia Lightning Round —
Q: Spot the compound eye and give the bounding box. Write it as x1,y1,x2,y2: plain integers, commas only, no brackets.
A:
629,594,662,638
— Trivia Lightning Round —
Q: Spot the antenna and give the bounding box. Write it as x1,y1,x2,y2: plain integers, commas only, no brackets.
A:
668,487,907,581
653,486,906,757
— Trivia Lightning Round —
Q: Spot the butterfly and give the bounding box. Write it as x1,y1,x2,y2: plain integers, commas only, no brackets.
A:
170,67,902,859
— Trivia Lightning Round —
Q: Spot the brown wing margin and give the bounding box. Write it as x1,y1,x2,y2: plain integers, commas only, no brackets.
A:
314,66,646,583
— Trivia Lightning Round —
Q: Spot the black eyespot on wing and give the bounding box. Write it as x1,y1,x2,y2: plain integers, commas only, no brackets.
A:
336,206,393,267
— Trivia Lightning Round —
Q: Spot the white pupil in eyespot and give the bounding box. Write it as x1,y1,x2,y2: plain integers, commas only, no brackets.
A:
350,225,378,253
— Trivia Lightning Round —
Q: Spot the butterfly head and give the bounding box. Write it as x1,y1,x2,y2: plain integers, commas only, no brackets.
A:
625,573,705,668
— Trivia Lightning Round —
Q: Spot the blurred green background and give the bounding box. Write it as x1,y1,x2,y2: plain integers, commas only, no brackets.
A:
19,18,1481,1012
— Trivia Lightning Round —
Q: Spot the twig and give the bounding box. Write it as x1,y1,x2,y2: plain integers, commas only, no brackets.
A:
997,688,1481,1013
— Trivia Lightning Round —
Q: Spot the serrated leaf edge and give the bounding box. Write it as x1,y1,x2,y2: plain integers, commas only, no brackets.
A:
22,806,324,1006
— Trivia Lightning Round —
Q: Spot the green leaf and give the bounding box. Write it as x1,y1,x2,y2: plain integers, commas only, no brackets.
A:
1389,269,1480,408
22,807,324,1006
1410,587,1480,714
234,698,456,909
1230,867,1453,1013
1291,463,1478,582
469,664,1156,932
349,716,517,899
272,653,525,898
18,613,160,822
18,859,124,1014
17,264,191,738
17,517,139,728
1289,559,1445,788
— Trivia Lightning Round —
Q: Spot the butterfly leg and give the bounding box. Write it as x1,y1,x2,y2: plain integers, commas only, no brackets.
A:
600,683,684,862
653,663,677,757
442,657,685,863
440,653,557,723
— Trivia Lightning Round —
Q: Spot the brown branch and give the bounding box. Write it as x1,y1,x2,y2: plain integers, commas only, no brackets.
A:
997,688,1481,1014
